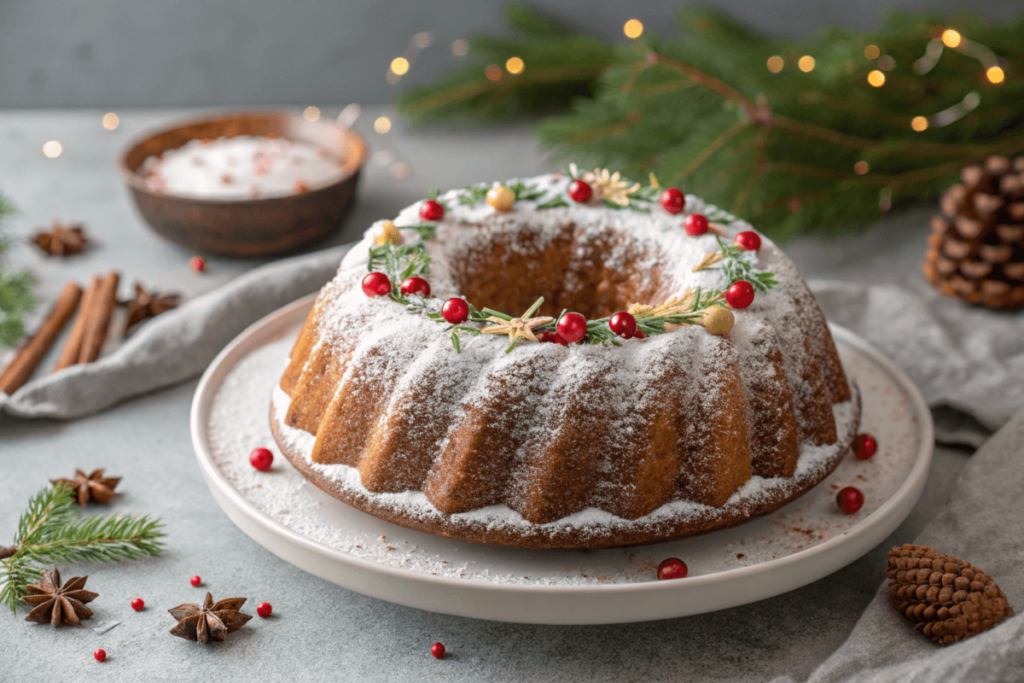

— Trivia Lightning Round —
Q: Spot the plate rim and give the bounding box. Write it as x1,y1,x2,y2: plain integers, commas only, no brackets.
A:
190,293,933,618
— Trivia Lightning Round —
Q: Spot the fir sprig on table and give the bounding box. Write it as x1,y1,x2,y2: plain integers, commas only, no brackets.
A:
398,4,1024,239
0,196,38,348
0,484,165,613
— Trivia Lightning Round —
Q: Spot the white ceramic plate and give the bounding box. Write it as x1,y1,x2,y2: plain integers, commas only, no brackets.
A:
190,294,933,625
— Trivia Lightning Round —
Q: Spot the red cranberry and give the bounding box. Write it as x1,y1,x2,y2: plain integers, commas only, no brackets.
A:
836,486,865,514
249,447,274,472
419,199,445,221
400,276,431,298
568,180,592,203
683,214,709,236
733,230,762,252
94,649,107,662
442,298,470,324
257,602,273,618
657,558,689,580
361,272,392,297
608,312,637,338
726,280,755,309
431,642,446,659
131,598,145,611
556,312,588,344
852,433,878,460
190,575,202,587
660,188,686,214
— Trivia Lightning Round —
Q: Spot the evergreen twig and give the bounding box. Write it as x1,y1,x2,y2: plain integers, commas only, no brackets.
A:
1,484,166,613
0,196,37,348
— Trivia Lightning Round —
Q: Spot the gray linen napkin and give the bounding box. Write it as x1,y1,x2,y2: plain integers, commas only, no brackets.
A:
773,409,1024,683
811,280,1024,445
0,244,350,421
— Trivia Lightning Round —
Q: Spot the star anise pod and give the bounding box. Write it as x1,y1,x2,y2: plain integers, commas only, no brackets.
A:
122,283,180,333
168,592,252,642
51,468,121,506
21,568,99,627
31,222,88,257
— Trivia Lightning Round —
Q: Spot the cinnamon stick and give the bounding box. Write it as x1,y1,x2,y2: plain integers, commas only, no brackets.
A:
0,281,83,395
78,270,120,364
53,275,100,372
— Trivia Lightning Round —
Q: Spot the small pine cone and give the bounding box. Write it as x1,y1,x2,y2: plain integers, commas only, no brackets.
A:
923,155,1024,309
886,544,1015,646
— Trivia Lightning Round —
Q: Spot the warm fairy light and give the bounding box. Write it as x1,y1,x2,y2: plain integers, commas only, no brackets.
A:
451,39,469,57
374,116,392,134
798,56,815,72
864,45,880,60
942,29,962,48
987,66,1005,84
766,56,784,73
42,140,63,158
485,64,503,82
623,19,644,39
390,57,410,76
303,106,321,122
101,112,120,130
911,116,929,132
854,161,869,175
867,70,886,87
505,56,524,75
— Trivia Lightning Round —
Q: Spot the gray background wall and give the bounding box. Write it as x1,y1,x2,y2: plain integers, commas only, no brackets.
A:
0,0,1022,109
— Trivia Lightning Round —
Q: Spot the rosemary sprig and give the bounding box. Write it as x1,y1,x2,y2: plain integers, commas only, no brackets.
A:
1,484,165,613
696,236,780,292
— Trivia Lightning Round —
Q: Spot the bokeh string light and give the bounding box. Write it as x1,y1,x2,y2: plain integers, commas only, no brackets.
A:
387,31,437,84
42,140,63,158
303,106,321,122
623,19,644,40
101,112,120,131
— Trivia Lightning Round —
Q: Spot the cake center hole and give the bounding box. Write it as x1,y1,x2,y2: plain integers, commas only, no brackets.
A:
446,220,668,319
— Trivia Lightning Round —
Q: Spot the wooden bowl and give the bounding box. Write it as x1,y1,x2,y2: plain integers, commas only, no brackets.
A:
119,111,366,257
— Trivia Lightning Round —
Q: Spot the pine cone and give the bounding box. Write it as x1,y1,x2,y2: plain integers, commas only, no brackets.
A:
924,155,1024,308
886,544,1015,646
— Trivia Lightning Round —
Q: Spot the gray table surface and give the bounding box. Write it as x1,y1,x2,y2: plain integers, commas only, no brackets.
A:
0,108,970,682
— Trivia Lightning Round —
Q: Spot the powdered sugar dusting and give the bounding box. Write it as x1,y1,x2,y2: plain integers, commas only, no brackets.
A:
204,327,918,586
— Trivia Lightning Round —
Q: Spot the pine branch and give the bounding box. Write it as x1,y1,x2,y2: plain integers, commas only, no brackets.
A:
0,195,38,348
398,5,1024,239
1,485,166,613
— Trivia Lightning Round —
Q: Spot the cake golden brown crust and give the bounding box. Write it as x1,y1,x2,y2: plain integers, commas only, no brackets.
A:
270,171,860,549
271,391,860,549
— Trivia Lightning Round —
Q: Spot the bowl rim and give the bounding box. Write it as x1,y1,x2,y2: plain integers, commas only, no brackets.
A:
117,109,368,206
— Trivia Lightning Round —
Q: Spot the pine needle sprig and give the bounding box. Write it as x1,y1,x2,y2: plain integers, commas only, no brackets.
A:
0,195,38,348
696,236,781,292
1,484,166,613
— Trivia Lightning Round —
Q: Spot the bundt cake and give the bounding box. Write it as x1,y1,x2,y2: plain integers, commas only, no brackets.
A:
270,167,860,549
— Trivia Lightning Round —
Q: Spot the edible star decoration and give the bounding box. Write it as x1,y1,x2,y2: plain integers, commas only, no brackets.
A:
123,283,181,333
51,468,121,506
21,568,99,627
481,313,554,344
168,592,252,642
31,222,88,257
